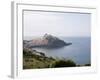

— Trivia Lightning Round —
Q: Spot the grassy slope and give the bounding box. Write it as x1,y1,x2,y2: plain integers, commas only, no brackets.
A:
23,48,55,69
23,48,90,69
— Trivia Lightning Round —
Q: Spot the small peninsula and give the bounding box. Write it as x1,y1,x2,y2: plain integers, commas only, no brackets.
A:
23,34,72,48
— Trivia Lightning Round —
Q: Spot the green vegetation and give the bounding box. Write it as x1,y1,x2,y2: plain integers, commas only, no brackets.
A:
84,64,91,66
23,48,90,69
51,60,76,67
23,48,55,69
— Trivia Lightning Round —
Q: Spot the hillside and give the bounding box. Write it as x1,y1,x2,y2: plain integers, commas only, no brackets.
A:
23,48,76,69
24,34,72,48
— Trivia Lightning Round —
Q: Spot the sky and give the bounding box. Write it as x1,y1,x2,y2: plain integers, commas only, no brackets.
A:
23,10,91,37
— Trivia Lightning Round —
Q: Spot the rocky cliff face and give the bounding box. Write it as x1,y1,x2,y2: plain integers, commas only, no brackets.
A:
24,34,72,48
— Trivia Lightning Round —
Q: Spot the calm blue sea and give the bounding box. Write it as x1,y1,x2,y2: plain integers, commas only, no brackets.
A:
25,37,91,65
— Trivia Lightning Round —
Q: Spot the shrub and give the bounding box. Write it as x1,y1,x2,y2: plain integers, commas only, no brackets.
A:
52,60,76,67
84,64,91,66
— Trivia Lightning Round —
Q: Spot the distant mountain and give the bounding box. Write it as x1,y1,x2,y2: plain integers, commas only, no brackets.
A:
23,34,72,48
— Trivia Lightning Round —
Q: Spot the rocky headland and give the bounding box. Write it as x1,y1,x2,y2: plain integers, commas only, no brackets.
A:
23,34,72,48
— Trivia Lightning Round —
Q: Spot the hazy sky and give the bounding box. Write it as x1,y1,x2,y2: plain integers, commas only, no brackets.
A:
23,10,91,37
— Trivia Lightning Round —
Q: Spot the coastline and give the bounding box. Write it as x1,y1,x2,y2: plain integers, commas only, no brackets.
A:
23,48,91,69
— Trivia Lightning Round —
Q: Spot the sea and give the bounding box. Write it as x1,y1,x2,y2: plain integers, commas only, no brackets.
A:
24,37,91,65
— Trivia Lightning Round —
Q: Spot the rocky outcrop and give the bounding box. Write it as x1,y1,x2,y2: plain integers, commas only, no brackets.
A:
24,34,72,48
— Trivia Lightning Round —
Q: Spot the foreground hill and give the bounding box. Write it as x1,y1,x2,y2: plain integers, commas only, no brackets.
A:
24,34,72,48
23,48,76,69
23,48,90,69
